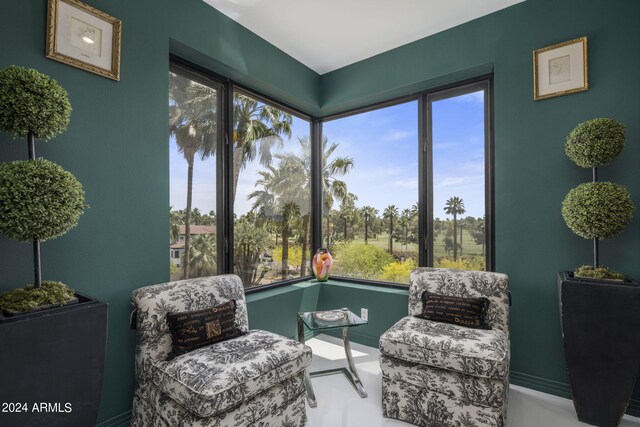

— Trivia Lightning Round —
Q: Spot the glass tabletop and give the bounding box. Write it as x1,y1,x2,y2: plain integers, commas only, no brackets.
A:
298,308,368,331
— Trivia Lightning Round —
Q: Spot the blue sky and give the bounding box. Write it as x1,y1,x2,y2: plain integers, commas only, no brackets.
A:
170,90,485,219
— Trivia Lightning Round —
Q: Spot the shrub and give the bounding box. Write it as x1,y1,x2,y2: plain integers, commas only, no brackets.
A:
561,181,634,239
391,250,418,262
0,159,86,241
0,66,72,140
435,257,486,271
272,245,304,267
565,118,625,168
0,281,75,313
574,265,624,281
378,259,416,284
337,242,394,280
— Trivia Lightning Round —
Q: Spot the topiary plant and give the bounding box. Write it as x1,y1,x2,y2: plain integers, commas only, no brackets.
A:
562,118,634,277
0,66,83,312
0,65,71,140
574,265,624,281
0,159,86,242
0,281,75,313
565,118,625,168
561,182,633,239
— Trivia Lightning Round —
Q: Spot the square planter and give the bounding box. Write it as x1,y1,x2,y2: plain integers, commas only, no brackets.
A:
0,293,108,427
558,271,640,427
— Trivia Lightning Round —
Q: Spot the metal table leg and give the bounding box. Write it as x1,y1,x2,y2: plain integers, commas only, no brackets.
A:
341,326,368,398
297,314,317,407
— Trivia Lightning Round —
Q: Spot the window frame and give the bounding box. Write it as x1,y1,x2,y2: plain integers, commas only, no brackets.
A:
424,78,494,272
170,56,316,294
318,75,494,287
169,55,493,292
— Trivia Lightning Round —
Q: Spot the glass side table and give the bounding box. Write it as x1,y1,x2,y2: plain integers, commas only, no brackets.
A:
297,308,368,407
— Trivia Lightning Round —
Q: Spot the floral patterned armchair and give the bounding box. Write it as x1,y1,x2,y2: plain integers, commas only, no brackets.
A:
379,268,510,427
130,274,311,427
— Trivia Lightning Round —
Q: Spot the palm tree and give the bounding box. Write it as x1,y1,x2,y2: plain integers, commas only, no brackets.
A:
232,93,293,199
255,136,353,276
383,205,399,253
169,72,219,279
234,218,272,287
187,234,216,277
337,192,358,242
361,206,378,244
470,217,486,256
169,208,181,243
399,208,414,250
280,201,300,278
444,196,466,261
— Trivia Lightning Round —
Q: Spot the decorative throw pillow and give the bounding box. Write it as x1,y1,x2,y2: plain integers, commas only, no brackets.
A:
419,291,491,330
166,300,241,360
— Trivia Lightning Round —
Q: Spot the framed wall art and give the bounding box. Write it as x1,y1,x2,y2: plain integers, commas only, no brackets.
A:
533,36,588,101
46,0,121,81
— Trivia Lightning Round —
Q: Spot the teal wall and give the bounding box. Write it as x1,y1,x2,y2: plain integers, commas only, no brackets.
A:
320,0,640,414
1,0,640,424
318,281,408,348
0,1,319,424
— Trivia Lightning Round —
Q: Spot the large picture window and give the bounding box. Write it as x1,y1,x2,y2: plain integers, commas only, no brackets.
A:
322,101,419,284
428,83,490,271
233,90,312,287
169,57,492,290
169,67,222,281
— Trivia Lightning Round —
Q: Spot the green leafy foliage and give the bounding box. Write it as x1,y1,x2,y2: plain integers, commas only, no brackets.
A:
561,181,633,239
0,159,86,242
574,265,624,281
379,258,416,283
336,242,394,280
0,281,75,313
435,257,486,271
0,66,71,140
565,118,625,168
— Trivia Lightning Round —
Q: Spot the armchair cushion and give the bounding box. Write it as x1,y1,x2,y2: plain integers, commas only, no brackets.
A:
410,268,510,333
379,316,509,380
166,300,242,360
151,329,311,418
419,291,491,330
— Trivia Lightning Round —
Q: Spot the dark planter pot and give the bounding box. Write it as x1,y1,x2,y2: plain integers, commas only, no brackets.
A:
0,293,108,427
558,271,640,427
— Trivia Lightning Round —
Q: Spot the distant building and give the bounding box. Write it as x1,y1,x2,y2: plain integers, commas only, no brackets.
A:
170,225,215,267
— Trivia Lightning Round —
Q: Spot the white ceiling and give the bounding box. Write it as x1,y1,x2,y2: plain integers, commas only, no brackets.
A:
204,0,525,75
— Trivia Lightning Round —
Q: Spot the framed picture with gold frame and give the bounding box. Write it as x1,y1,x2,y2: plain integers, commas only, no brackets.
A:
533,37,588,101
46,0,121,81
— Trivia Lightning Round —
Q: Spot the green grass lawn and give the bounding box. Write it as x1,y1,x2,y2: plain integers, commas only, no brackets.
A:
340,229,485,258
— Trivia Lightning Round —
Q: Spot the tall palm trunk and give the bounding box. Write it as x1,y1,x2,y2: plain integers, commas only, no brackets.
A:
459,223,463,257
232,144,244,202
326,216,331,250
344,218,348,241
281,221,289,279
364,216,369,244
452,214,458,261
300,215,309,276
183,155,194,279
388,218,394,253
404,225,408,250
232,116,250,201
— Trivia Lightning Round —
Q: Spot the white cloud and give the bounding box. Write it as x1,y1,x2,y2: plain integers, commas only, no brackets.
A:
450,90,484,105
393,179,418,189
439,177,465,187
384,130,411,142
436,174,484,189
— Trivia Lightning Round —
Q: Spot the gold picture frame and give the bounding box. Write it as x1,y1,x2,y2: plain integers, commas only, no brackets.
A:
46,0,121,81
533,37,588,101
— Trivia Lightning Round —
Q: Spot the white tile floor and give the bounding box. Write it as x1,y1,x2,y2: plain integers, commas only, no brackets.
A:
304,334,640,427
